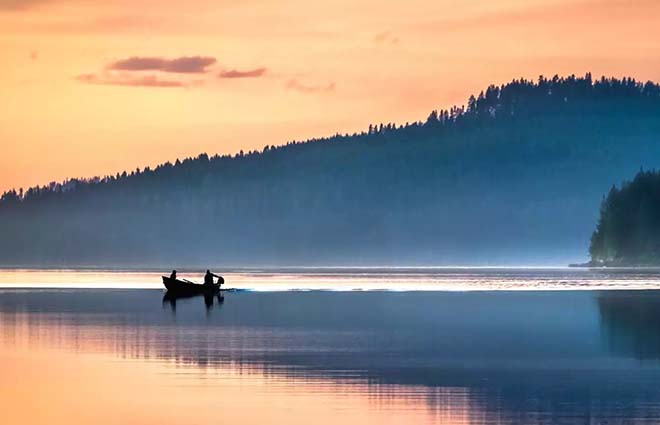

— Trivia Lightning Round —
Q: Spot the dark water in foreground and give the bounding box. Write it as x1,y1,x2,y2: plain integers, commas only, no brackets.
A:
2,287,660,424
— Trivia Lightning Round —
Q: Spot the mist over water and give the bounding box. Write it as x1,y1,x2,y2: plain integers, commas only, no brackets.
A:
3,268,660,291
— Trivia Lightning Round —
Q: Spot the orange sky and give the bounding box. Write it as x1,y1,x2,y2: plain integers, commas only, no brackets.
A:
2,0,660,192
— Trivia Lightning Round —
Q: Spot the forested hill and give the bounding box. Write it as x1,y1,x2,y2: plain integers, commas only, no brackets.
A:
590,170,660,266
3,73,660,267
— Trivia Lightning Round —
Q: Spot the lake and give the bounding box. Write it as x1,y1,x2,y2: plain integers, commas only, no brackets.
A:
2,268,660,424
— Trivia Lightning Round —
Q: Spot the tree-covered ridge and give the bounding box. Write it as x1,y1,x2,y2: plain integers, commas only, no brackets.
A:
3,73,660,266
590,170,660,265
3,73,659,205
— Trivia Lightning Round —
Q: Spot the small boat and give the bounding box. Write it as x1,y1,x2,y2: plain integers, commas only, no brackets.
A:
162,276,221,296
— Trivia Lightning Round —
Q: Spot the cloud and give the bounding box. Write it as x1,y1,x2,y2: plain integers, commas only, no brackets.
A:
0,0,51,11
218,67,267,79
285,79,335,94
373,31,399,44
75,73,186,88
107,56,217,73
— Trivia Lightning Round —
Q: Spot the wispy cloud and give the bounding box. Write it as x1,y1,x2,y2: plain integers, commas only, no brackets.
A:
0,0,51,11
218,67,267,79
76,73,186,88
107,56,217,74
373,31,399,44
78,57,269,88
285,79,335,94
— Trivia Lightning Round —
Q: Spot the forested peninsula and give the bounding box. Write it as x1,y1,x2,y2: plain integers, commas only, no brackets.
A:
589,170,660,266
3,74,660,267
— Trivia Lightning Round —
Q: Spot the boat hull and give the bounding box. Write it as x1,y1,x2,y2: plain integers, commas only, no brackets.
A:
162,276,220,295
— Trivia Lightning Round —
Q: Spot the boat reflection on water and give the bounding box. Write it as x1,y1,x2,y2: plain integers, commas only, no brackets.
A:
597,290,660,361
162,290,225,312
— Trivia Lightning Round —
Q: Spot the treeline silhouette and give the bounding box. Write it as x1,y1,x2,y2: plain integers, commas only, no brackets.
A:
3,73,660,266
590,170,660,265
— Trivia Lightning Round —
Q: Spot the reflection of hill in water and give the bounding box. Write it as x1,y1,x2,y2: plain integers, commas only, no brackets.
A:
4,289,660,423
598,290,660,361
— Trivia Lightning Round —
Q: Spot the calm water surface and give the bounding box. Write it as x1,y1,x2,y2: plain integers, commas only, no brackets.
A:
2,269,660,424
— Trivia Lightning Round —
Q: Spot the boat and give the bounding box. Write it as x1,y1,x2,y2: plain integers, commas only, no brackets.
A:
162,276,221,296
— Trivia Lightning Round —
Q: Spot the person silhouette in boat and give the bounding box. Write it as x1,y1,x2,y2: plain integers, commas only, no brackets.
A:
170,270,177,280
204,269,221,286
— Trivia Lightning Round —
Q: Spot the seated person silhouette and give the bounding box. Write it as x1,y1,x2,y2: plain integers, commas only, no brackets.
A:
204,269,220,286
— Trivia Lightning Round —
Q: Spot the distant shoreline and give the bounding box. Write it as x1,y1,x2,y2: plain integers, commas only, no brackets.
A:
5,263,660,273
568,261,660,270
0,265,578,272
